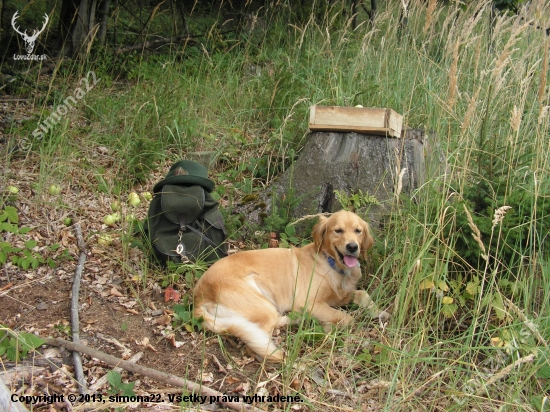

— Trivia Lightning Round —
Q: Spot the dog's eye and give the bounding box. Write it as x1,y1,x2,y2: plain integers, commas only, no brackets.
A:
355,228,362,234
334,228,343,234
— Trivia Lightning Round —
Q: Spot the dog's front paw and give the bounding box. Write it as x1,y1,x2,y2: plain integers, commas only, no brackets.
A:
377,310,391,324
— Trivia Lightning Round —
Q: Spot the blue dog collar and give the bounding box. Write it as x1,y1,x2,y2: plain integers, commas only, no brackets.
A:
325,254,359,275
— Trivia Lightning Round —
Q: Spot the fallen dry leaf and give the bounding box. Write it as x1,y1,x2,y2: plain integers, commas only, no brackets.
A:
110,287,123,297
155,314,171,326
164,287,181,302
233,381,250,396
225,376,241,385
201,372,214,383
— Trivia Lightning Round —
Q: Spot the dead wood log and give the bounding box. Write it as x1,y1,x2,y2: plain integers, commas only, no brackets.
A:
0,379,29,412
43,338,263,412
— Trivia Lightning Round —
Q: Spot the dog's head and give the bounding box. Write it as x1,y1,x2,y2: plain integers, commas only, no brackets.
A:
313,211,374,269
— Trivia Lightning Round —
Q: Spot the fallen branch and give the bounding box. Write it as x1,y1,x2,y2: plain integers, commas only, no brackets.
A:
43,338,263,412
71,223,88,394
88,352,143,393
0,380,29,412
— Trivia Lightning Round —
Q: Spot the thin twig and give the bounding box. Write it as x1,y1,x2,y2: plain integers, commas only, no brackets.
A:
289,212,331,226
43,338,263,412
71,223,88,394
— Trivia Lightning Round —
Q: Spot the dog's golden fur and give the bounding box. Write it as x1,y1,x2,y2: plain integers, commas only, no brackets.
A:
193,210,389,362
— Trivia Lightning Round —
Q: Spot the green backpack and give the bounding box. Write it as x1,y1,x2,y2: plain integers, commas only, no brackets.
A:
144,160,227,264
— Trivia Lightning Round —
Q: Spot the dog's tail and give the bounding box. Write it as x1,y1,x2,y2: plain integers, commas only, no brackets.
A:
195,302,284,362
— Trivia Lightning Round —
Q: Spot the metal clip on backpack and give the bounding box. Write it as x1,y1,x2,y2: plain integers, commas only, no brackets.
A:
144,160,227,264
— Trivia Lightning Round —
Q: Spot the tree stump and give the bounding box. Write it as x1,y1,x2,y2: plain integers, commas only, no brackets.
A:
235,129,442,228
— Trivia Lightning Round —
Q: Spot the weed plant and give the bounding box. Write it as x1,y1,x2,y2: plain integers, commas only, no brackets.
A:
2,0,549,410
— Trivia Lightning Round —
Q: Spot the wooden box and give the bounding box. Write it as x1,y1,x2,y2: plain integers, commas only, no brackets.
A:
309,106,403,138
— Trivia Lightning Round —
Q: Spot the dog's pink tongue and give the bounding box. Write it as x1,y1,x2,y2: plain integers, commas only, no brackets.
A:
343,255,358,268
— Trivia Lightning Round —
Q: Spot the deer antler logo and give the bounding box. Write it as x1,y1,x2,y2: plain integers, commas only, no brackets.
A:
12,11,49,55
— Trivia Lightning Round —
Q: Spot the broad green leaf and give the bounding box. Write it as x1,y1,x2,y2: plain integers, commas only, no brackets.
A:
442,296,454,305
24,240,38,249
3,206,18,224
285,224,296,236
441,304,458,318
6,347,18,362
20,333,45,349
466,281,479,296
437,281,449,292
107,370,122,387
419,279,435,290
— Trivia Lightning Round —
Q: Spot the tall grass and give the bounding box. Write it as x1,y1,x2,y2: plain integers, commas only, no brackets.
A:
3,0,549,409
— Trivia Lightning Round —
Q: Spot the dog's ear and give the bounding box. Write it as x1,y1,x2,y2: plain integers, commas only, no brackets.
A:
361,222,374,258
313,215,328,252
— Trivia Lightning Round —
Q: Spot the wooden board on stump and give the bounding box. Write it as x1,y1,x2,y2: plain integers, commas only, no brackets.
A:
309,106,403,138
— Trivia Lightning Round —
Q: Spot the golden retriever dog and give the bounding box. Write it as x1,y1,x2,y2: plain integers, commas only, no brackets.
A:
193,210,390,362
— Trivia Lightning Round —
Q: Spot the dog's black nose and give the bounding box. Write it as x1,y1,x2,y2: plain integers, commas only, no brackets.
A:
346,243,358,254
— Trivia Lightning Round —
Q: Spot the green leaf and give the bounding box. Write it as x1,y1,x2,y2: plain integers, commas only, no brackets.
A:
355,349,372,363
20,333,45,350
121,382,136,397
0,241,12,251
1,223,18,233
18,227,32,234
20,258,30,270
466,280,479,296
107,370,122,387
24,240,38,249
6,346,19,362
3,206,18,224
441,304,458,318
285,224,296,237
